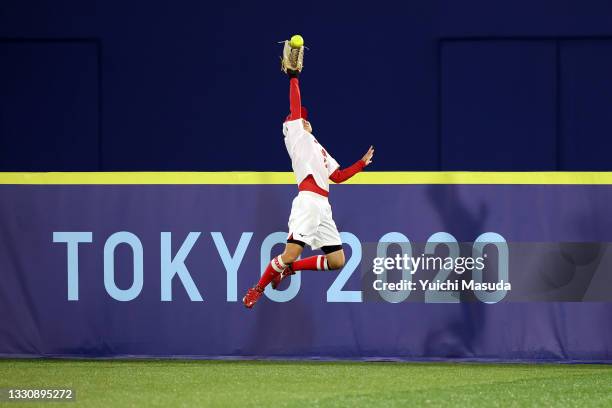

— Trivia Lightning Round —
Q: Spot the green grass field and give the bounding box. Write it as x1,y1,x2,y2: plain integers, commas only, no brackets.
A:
1,359,612,407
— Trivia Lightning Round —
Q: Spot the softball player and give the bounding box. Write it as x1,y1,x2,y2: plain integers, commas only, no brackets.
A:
243,42,374,308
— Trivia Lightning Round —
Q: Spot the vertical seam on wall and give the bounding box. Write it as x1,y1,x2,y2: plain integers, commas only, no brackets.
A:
437,39,443,170
555,39,561,171
96,39,103,171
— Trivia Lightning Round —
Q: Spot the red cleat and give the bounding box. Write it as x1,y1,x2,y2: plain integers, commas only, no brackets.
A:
243,286,264,308
271,265,295,290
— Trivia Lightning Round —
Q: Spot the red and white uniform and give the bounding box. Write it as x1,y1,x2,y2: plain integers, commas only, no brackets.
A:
283,77,364,249
283,119,339,192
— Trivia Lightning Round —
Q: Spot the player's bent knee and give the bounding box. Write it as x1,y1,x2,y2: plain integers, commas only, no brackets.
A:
328,260,345,270
281,251,299,264
282,245,303,264
326,250,345,270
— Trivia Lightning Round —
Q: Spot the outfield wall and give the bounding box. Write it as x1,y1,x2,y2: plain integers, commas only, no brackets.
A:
4,2,612,173
1,172,612,361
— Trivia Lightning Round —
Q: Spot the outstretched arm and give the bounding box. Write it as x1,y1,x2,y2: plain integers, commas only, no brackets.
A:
329,160,365,183
288,75,302,121
330,146,375,183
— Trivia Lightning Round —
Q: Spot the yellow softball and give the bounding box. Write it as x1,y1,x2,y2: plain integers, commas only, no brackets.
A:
289,34,304,49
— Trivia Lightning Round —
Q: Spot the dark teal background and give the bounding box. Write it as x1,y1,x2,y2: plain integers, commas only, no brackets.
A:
2,1,612,171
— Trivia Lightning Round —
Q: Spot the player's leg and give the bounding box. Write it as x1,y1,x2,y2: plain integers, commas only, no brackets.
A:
322,245,345,269
255,240,304,292
280,241,305,264
271,193,320,280
260,242,304,288
270,239,305,289
268,209,344,289
243,242,304,308
282,203,344,273
243,193,316,307
270,245,340,290
263,241,303,289
287,245,344,273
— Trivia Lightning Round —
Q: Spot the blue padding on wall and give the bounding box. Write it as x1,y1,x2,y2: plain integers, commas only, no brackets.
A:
3,180,612,361
0,41,99,171
440,40,557,170
559,39,612,170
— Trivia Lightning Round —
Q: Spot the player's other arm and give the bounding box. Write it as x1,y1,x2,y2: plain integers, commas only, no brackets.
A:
329,146,375,183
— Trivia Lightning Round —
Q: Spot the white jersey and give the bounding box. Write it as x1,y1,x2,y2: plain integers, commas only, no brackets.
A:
283,119,339,192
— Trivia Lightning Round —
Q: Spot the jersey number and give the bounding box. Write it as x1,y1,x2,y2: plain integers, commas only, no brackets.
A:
321,149,328,169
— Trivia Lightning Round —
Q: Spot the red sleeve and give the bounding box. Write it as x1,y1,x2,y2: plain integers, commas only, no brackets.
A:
288,77,302,120
329,160,366,183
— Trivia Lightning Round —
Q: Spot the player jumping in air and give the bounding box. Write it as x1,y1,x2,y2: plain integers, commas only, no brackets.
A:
242,37,374,308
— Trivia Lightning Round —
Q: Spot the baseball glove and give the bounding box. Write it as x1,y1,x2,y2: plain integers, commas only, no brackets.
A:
280,40,304,75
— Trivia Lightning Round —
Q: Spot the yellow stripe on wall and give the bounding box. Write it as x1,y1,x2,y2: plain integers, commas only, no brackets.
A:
2,171,612,185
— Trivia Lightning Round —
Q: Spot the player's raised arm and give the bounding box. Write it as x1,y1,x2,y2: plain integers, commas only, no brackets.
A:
288,75,302,121
329,146,375,183
281,35,305,121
